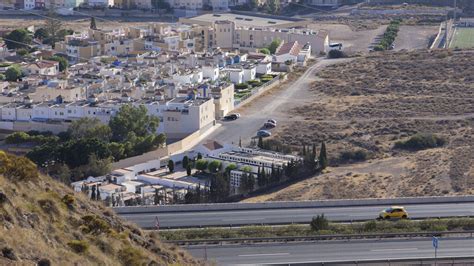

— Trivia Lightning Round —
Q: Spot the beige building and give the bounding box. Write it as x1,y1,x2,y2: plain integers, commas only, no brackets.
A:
29,86,86,102
211,20,328,55
211,83,234,119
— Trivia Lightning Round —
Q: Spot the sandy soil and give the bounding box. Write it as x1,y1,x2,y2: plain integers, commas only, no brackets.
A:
245,49,474,202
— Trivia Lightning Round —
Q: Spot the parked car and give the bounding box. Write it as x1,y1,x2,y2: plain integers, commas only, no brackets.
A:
224,114,239,120
264,122,276,128
257,130,271,137
377,206,409,220
267,119,277,125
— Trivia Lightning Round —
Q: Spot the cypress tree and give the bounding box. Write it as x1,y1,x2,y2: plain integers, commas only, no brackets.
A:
90,17,97,30
91,185,96,201
319,141,328,169
257,136,263,149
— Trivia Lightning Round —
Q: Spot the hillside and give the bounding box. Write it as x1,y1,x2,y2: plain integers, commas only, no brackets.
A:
0,151,199,265
245,49,474,202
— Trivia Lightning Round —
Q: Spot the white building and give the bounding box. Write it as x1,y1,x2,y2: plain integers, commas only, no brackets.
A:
24,0,35,9
228,68,244,84
202,65,220,81
87,0,114,6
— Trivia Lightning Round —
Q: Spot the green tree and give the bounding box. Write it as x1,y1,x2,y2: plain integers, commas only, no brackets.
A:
90,17,97,30
259,48,270,54
108,142,125,161
310,214,329,231
265,0,280,14
59,138,111,168
319,141,328,169
167,159,174,173
207,160,222,173
239,172,249,194
225,163,237,174
195,159,208,172
48,55,69,72
5,65,22,82
186,164,192,176
34,28,49,40
44,7,63,49
5,29,31,49
109,104,160,142
247,173,255,192
182,155,189,169
81,154,112,178
267,39,281,54
91,185,97,200
257,136,264,148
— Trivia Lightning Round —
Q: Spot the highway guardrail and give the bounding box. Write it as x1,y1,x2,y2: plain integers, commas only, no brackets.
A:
269,256,474,265
114,195,474,214
163,230,474,246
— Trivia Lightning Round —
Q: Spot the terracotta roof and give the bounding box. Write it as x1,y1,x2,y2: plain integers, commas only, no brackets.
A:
203,140,224,151
28,60,58,69
275,41,301,57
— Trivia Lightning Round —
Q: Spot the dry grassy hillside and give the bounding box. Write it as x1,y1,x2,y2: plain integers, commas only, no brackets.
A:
246,49,474,202
0,151,199,265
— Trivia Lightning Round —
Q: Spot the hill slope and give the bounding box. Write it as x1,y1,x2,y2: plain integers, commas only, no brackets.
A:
0,151,199,265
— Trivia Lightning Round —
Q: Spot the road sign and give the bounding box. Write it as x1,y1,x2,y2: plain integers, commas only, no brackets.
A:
432,236,439,249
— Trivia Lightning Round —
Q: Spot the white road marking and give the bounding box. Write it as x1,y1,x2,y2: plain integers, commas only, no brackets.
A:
371,248,418,252
222,218,264,221
239,253,290,257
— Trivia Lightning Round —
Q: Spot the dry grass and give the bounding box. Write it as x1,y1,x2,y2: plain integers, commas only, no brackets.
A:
0,173,201,265
246,50,474,202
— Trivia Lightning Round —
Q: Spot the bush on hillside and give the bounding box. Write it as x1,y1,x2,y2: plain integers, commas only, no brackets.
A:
394,133,446,151
339,149,370,162
0,151,38,181
235,83,249,91
67,240,89,254
327,49,347,59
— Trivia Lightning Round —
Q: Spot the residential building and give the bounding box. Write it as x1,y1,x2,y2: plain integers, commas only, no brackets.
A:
87,0,114,6
210,82,234,119
228,68,244,84
24,0,35,9
274,41,301,63
23,60,60,76
35,0,46,8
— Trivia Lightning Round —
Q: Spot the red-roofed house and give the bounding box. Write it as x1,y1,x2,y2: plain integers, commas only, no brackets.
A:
24,60,59,76
273,41,301,63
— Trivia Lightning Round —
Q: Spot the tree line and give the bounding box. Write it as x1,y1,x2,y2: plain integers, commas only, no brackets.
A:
6,105,165,183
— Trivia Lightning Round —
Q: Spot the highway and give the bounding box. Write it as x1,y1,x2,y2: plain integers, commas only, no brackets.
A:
118,202,474,228
185,237,474,265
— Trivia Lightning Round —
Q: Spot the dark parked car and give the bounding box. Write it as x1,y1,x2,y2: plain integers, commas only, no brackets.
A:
224,114,239,120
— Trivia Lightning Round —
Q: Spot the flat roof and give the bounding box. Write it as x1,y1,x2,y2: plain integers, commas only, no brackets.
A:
188,13,296,28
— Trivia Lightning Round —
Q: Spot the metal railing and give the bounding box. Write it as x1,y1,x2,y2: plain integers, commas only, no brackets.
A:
163,230,474,246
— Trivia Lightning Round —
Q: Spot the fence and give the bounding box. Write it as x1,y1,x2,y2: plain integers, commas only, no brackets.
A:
234,75,286,107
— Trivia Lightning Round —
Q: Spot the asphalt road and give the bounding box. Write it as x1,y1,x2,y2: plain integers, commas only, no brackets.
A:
118,202,474,228
186,237,474,265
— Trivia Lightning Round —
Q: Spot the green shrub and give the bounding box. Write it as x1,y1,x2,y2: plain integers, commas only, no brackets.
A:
61,194,75,209
235,83,249,91
310,214,329,231
195,159,208,172
363,220,377,232
327,50,346,59
37,199,60,216
0,151,39,181
394,133,446,151
67,240,89,254
339,149,370,162
81,215,110,235
118,246,146,265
